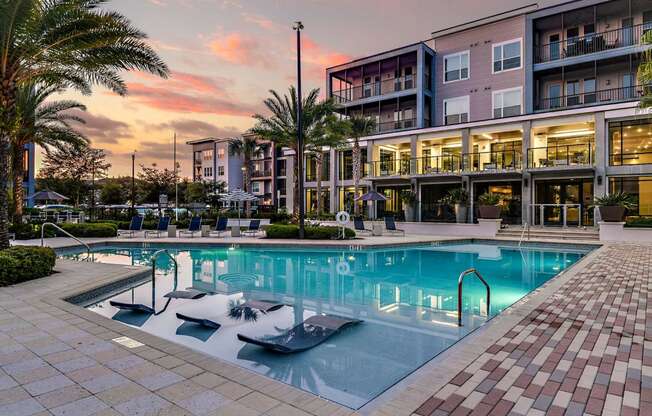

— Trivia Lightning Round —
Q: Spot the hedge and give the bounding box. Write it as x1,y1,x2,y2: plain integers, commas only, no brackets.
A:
625,217,652,228
0,246,56,286
61,223,118,238
265,224,355,240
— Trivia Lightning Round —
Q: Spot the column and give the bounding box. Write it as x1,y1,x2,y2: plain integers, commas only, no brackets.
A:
594,112,607,198
521,121,532,225
416,45,425,129
367,144,375,218
286,154,295,214
461,128,472,223
329,148,338,213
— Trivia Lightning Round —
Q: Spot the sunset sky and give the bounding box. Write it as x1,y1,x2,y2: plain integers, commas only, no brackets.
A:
50,0,560,178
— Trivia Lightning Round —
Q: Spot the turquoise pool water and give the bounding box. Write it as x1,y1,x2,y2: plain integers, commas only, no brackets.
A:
69,242,591,409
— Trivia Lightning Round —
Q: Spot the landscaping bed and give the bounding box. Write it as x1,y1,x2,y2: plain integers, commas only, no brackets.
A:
265,224,355,239
0,246,56,286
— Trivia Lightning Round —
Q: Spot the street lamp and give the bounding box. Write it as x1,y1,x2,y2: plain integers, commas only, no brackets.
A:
131,151,136,216
293,20,305,239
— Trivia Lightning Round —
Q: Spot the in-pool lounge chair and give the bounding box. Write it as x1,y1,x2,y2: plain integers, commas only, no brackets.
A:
145,216,171,238
179,216,202,238
353,217,372,235
384,216,405,236
118,215,144,238
237,314,362,353
209,217,228,237
242,219,263,237
176,299,285,329
110,288,206,316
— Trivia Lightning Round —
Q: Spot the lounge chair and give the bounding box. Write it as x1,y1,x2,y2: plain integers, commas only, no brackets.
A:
237,314,362,353
179,216,202,237
109,300,154,314
118,215,144,238
176,299,285,329
209,217,228,237
145,216,171,238
384,216,405,236
242,219,262,237
353,216,372,235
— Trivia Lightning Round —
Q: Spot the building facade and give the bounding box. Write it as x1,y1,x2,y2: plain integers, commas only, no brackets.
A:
311,0,652,226
23,143,36,208
187,137,243,192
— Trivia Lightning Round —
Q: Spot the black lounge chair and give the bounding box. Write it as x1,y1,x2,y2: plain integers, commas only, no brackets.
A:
176,313,221,329
164,289,207,300
109,300,154,314
384,216,405,236
353,216,372,234
242,219,263,237
118,215,144,238
145,216,171,238
176,299,285,329
236,314,362,353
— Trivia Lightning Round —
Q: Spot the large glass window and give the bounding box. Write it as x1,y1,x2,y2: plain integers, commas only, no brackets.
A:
338,149,367,180
609,119,652,166
443,96,469,125
493,88,522,118
305,152,330,182
493,39,521,73
306,188,330,214
444,51,469,82
609,177,652,217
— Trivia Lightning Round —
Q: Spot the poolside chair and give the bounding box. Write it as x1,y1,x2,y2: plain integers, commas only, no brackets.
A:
237,314,362,353
176,299,285,330
209,217,228,237
179,216,202,238
353,216,372,235
384,216,405,236
145,216,171,238
118,215,144,238
242,219,263,237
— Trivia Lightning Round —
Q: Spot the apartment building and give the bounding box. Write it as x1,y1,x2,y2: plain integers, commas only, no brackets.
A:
187,137,243,191
314,0,652,227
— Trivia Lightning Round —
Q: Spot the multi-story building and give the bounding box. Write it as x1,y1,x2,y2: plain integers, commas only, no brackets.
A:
313,0,652,227
187,137,243,191
23,143,36,208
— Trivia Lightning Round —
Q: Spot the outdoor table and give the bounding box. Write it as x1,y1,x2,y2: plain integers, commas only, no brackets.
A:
231,226,241,237
372,224,383,236
167,225,177,238
201,225,210,237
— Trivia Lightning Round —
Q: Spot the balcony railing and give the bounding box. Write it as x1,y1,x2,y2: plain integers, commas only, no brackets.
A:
527,143,594,168
378,118,417,133
537,85,645,111
462,151,522,172
536,22,652,63
332,76,416,104
413,155,462,175
251,169,272,178
366,159,412,177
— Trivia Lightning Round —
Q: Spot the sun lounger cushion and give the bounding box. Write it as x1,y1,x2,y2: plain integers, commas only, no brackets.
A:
109,301,154,314
164,289,207,300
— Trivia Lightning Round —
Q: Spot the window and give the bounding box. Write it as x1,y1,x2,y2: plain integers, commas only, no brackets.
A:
493,39,521,73
443,96,469,125
584,78,596,104
203,149,213,161
203,167,213,177
493,88,522,118
609,177,652,217
251,182,261,193
217,148,225,159
217,166,225,176
609,119,652,166
443,51,469,82
566,80,580,106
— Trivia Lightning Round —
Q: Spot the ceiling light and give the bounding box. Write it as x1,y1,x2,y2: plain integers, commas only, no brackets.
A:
482,134,493,140
547,129,594,138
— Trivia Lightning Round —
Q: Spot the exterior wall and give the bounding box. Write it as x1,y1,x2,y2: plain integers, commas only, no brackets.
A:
24,143,36,208
433,15,527,125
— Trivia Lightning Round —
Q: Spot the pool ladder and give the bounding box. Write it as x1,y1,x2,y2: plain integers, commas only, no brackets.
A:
457,268,491,327
518,222,530,247
41,222,91,261
151,249,178,315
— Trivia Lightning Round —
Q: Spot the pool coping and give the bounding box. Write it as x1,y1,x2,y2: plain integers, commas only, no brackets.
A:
20,236,604,415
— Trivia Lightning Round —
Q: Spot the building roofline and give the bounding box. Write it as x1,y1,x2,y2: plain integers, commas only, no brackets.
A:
185,137,237,145
325,41,434,72
430,3,538,39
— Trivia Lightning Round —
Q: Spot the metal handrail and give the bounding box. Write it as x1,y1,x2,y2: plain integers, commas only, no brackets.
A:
518,222,530,247
457,268,491,327
151,249,178,315
41,222,91,261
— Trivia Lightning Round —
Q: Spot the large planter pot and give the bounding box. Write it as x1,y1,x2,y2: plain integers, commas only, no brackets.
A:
478,205,501,219
598,206,626,222
455,204,467,223
403,205,415,222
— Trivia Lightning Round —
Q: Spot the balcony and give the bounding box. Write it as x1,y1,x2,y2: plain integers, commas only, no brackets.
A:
366,159,411,177
535,23,651,64
413,155,462,175
536,85,645,111
251,169,272,178
377,118,417,133
332,77,416,104
462,151,523,173
527,143,594,169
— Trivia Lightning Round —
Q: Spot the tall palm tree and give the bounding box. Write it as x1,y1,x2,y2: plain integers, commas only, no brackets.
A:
639,31,652,108
12,83,88,221
0,0,168,248
229,135,259,216
347,115,377,216
250,86,335,217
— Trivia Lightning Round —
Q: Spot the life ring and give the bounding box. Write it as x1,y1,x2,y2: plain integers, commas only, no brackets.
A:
336,211,350,226
336,261,350,275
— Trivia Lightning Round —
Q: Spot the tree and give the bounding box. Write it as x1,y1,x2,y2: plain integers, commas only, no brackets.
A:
137,163,177,213
346,115,377,216
639,30,652,108
0,0,168,247
250,86,337,216
100,179,128,205
12,83,88,221
229,135,259,216
39,145,111,207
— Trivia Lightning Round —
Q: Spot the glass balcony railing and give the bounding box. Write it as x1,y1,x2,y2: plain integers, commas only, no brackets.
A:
413,155,462,175
527,143,594,168
251,169,272,178
537,85,646,111
462,151,522,172
332,76,416,104
377,118,417,133
366,159,412,177
536,22,652,63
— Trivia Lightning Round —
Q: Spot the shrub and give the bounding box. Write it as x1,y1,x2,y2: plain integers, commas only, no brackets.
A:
592,192,637,209
61,223,118,238
265,224,299,239
265,224,355,239
0,246,56,286
9,223,56,240
477,192,502,206
625,217,652,228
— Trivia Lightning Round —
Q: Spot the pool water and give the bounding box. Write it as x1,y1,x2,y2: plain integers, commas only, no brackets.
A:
70,242,591,409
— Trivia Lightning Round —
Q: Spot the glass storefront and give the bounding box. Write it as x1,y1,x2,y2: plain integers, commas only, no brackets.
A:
376,185,410,220
419,183,460,222
534,178,594,226
469,130,523,171
305,153,330,182
609,118,652,166
529,122,595,168
338,149,368,180
305,188,331,214
609,176,652,217
473,181,522,224
338,186,368,214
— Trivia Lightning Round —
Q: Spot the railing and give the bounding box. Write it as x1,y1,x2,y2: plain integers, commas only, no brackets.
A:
251,169,272,178
527,143,593,168
530,204,582,228
339,163,369,180
377,118,417,133
518,222,530,247
462,150,522,172
332,76,416,104
536,22,652,63
457,268,490,327
367,158,412,177
41,222,91,261
413,155,462,175
151,249,178,316
610,150,652,166
537,85,645,111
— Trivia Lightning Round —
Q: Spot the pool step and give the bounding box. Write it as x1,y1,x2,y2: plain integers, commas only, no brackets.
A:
497,227,600,241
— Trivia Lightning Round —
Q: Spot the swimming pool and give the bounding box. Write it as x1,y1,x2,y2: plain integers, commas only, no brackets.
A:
67,241,592,409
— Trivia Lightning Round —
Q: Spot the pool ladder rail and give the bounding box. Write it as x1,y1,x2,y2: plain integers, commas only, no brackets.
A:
150,249,179,315
518,222,530,247
41,222,91,261
457,268,491,327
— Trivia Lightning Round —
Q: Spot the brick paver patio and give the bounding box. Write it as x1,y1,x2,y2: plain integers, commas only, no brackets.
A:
414,243,652,416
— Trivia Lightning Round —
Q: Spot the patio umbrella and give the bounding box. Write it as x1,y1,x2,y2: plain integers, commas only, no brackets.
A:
219,189,259,227
355,191,387,220
28,190,69,204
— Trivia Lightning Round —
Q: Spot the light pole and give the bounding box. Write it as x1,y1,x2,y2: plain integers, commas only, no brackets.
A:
294,20,305,239
131,151,136,216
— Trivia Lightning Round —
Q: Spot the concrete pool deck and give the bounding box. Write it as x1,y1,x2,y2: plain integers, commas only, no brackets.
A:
3,235,642,416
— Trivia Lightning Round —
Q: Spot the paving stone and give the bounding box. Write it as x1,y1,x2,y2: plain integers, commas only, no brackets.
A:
50,396,109,416
113,393,172,416
35,384,91,409
177,390,231,415
0,397,45,416
24,374,75,396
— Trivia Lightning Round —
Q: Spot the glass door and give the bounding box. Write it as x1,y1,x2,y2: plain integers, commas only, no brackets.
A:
535,179,594,226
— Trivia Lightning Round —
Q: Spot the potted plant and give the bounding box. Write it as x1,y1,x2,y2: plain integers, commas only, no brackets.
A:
477,192,502,219
400,190,417,222
443,188,469,223
593,192,637,222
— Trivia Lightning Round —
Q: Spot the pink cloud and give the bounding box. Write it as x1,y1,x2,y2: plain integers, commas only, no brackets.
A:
242,13,278,31
208,32,274,67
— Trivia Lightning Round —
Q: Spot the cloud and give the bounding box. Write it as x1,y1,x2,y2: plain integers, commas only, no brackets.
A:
301,36,352,70
242,13,279,31
208,32,274,67
152,119,242,139
70,111,133,145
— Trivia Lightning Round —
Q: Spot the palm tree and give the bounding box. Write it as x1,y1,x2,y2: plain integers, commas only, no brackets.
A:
347,115,377,216
250,86,335,217
0,0,168,248
12,83,88,222
639,31,652,108
229,135,259,216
